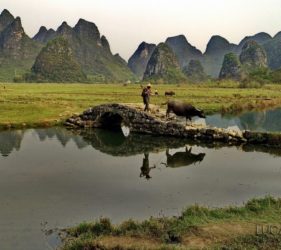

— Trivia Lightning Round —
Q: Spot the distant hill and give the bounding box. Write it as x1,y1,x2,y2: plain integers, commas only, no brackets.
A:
165,35,203,69
33,26,56,43
237,32,272,52
0,9,14,32
219,53,245,81
240,40,268,70
219,41,269,82
0,10,42,81
28,37,87,83
127,32,281,80
2,8,281,83
33,18,136,82
0,9,136,82
263,35,281,70
183,59,207,83
143,43,187,83
128,42,156,79
202,35,237,78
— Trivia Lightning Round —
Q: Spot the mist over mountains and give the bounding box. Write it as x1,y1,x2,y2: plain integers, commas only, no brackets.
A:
1,8,281,83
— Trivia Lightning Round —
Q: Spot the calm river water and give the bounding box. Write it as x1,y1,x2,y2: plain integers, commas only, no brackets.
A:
1,108,281,249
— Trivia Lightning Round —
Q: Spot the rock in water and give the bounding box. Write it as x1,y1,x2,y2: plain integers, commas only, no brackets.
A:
143,43,187,83
219,53,245,81
239,40,268,70
30,37,86,82
128,42,156,79
183,60,207,82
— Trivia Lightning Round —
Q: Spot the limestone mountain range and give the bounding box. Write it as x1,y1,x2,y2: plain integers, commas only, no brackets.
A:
1,8,281,82
130,32,281,81
0,9,134,82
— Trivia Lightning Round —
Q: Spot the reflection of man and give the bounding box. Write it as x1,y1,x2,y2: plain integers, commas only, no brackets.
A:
140,153,156,179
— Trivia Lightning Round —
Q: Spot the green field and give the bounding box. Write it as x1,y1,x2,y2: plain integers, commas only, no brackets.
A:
1,82,281,128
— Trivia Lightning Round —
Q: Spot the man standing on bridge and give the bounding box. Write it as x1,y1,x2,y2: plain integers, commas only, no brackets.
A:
141,83,152,112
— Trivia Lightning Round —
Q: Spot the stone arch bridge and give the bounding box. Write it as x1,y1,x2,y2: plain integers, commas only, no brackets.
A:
65,103,281,147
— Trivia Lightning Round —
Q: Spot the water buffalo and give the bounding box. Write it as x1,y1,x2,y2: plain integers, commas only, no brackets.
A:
164,100,206,124
162,147,206,168
165,91,176,96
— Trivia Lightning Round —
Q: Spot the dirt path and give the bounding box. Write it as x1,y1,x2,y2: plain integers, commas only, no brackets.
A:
182,221,256,249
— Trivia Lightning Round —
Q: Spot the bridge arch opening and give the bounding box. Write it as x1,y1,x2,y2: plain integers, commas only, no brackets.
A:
98,112,125,131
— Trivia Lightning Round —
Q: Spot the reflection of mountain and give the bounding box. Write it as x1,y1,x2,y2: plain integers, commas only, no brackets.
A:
35,128,89,149
206,114,242,128
237,109,281,132
32,127,281,158
0,130,24,157
240,109,281,132
2,122,281,159
242,144,281,157
163,147,206,168
206,108,281,133
36,129,55,141
239,111,267,131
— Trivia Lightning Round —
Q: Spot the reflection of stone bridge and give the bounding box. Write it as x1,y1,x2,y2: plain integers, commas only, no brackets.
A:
65,104,281,147
75,129,190,156
76,129,281,158
1,127,281,158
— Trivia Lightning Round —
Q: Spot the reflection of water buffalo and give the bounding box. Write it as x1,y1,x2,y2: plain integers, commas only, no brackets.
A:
162,147,206,168
164,100,206,124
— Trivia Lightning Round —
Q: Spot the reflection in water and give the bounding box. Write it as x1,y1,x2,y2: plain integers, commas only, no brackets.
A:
2,125,281,159
0,128,89,157
0,130,24,157
76,129,191,157
1,127,281,250
140,153,156,179
121,125,130,137
35,128,89,149
1,108,281,158
162,147,206,168
204,108,281,132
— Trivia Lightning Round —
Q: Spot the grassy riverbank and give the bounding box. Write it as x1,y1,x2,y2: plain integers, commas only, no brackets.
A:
1,82,281,129
60,197,281,250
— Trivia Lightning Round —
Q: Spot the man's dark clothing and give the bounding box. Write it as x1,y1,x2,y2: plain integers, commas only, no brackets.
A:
142,87,151,112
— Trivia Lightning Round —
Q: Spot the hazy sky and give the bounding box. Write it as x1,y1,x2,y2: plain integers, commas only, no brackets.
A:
1,0,281,60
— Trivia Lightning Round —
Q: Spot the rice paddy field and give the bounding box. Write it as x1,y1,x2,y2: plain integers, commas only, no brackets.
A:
1,82,281,129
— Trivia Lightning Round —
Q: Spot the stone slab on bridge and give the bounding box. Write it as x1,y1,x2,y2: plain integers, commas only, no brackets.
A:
65,103,281,147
